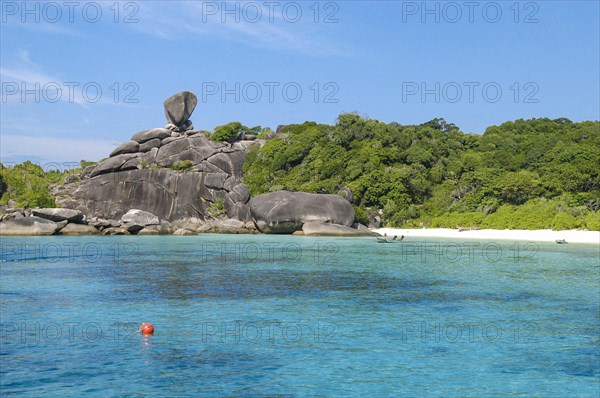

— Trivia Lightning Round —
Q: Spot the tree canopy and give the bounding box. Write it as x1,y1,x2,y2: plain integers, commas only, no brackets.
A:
243,116,599,230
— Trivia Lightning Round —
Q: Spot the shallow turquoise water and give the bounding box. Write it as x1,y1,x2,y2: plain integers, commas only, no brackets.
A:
1,235,598,397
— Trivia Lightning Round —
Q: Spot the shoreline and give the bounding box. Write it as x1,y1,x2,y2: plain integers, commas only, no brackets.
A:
372,228,600,245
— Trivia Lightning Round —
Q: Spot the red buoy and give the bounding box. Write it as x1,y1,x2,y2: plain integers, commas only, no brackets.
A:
139,323,154,335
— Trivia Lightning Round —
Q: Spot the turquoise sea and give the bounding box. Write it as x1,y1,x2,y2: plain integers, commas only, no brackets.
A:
1,235,599,397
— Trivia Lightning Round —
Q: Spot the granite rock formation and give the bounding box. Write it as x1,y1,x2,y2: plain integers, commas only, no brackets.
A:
163,91,197,132
0,91,372,236
248,191,355,233
52,92,259,223
0,217,59,236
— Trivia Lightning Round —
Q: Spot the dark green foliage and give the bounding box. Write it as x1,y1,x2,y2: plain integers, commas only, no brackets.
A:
254,126,275,138
353,205,369,225
207,198,226,218
0,161,78,208
0,173,5,197
211,123,270,141
0,160,98,209
243,116,600,230
212,122,250,143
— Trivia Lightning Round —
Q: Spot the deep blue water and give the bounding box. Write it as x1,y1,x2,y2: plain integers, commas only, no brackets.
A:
1,235,599,397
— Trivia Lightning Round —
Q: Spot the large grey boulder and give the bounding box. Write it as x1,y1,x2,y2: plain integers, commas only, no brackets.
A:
221,202,252,222
139,138,162,153
164,91,197,128
137,222,173,235
64,174,80,184
90,154,138,177
338,187,353,203
369,212,382,228
60,169,212,221
102,227,130,235
302,222,377,237
121,209,160,226
249,191,355,234
0,217,59,236
1,209,25,221
155,135,218,167
161,136,179,146
110,140,139,157
208,218,256,234
59,223,100,235
122,223,145,234
206,152,246,177
32,208,84,223
233,184,250,203
218,218,245,229
131,128,172,144
204,173,228,189
80,164,96,179
223,176,237,191
173,228,195,235
88,218,120,229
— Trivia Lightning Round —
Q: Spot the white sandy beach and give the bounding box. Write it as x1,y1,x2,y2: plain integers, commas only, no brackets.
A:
373,228,600,245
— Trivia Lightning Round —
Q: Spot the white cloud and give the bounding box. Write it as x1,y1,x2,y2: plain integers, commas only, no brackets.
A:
1,66,59,87
129,1,351,57
0,51,138,107
0,52,91,106
1,50,58,86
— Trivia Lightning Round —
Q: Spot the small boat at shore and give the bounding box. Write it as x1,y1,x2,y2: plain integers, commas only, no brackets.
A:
377,238,398,244
555,239,568,244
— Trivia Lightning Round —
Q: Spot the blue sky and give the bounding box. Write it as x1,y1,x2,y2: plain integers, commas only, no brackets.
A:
1,0,599,165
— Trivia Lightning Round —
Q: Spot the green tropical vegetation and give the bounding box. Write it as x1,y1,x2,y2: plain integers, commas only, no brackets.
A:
0,161,89,208
207,198,227,218
0,160,100,208
211,122,273,143
242,115,599,230
1,116,598,230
